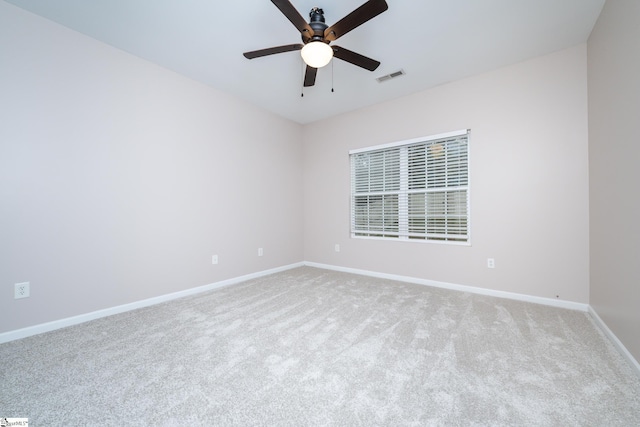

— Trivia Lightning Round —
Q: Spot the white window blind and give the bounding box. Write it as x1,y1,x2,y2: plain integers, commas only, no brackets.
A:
350,130,469,243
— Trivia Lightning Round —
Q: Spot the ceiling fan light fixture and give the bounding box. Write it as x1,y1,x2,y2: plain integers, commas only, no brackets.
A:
301,41,333,68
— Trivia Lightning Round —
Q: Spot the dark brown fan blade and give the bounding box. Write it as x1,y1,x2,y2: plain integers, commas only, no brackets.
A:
243,44,304,59
332,46,380,71
271,0,313,39
324,0,388,42
303,66,318,87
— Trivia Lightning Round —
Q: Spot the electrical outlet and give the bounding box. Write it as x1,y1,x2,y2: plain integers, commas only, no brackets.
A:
212,255,218,265
258,248,263,257
487,258,495,269
15,282,30,299
335,244,340,252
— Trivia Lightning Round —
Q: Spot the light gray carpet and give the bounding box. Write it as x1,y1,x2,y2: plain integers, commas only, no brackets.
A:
1,267,639,426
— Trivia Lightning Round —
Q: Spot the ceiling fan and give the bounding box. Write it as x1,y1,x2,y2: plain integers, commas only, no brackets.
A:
243,0,388,87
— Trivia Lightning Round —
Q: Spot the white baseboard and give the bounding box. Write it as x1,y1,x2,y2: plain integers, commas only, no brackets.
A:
0,262,304,344
304,261,590,312
588,306,640,378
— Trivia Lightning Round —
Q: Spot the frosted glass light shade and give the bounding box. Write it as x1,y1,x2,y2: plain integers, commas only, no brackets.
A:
300,42,333,68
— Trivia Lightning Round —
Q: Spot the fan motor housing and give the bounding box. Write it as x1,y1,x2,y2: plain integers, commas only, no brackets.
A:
308,7,328,40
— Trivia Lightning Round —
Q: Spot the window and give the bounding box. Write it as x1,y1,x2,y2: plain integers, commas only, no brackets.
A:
350,130,469,244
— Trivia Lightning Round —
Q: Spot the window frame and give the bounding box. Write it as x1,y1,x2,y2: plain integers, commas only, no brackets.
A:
349,129,471,245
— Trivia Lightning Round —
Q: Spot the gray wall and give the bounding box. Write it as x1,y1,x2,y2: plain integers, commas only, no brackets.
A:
303,45,590,304
588,0,640,362
0,3,304,334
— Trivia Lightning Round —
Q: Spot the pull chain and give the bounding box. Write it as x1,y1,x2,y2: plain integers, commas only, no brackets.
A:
301,60,305,97
331,59,334,93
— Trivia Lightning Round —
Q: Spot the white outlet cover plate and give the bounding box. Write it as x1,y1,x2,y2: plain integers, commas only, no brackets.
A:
15,282,30,299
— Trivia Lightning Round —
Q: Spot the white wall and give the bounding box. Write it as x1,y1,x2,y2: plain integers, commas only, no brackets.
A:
588,0,640,362
303,45,590,304
0,2,304,334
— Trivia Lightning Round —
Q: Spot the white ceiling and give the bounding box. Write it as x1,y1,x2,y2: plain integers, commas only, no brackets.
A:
5,0,605,124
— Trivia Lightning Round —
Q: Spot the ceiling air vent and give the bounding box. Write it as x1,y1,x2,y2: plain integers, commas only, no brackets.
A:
376,69,406,83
